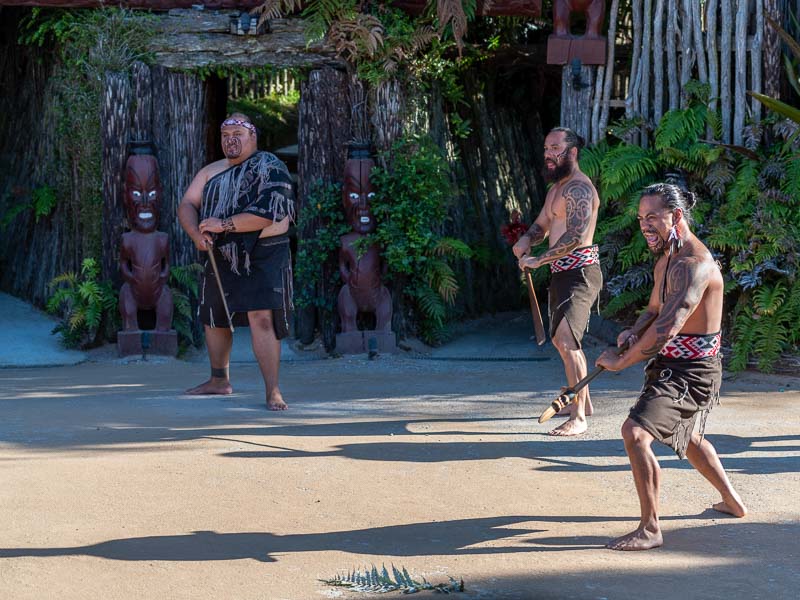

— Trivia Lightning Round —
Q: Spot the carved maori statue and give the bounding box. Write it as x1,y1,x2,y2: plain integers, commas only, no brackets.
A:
553,0,605,38
118,146,173,332
337,147,393,338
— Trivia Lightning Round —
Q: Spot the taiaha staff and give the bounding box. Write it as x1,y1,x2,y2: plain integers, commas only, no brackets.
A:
525,269,546,345
537,313,658,423
523,253,546,345
206,241,235,333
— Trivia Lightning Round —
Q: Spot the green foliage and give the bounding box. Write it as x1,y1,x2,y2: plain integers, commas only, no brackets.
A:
321,564,463,594
31,185,58,222
19,7,155,263
46,258,117,349
369,133,469,344
169,264,204,351
594,80,800,371
0,185,59,229
294,181,350,310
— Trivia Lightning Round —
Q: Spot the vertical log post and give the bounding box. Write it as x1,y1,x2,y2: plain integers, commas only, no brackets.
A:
131,61,152,143
101,71,132,286
734,0,749,145
666,0,680,111
763,0,781,99
297,67,351,348
721,0,733,142
151,67,210,269
560,64,595,141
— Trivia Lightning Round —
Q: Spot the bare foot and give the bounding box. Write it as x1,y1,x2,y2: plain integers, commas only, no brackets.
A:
549,417,587,436
185,378,232,395
267,389,288,411
713,494,747,518
606,527,663,551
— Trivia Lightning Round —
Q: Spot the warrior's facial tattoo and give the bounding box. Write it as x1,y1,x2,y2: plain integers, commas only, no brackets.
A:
221,126,254,160
638,196,677,255
542,146,574,183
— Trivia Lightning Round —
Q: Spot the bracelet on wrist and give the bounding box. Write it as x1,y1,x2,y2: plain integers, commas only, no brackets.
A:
222,217,236,232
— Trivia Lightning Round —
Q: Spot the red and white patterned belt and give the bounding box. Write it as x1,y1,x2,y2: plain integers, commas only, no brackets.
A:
659,332,721,359
550,245,600,273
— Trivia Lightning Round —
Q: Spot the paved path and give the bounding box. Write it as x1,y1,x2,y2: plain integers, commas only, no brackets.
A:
1,330,798,600
0,292,87,367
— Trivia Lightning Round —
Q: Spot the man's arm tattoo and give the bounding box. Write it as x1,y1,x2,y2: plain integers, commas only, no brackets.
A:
523,223,546,246
641,259,707,356
536,181,593,264
631,309,658,334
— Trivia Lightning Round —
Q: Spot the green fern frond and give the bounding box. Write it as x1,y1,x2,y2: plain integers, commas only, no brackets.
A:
602,286,649,317
415,284,446,324
599,145,658,202
433,236,472,258
753,282,786,316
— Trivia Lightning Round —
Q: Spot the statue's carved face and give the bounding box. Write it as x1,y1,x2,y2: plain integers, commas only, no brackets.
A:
342,158,376,234
124,155,161,233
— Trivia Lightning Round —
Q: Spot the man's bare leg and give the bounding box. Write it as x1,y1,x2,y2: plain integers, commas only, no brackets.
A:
549,319,591,436
248,309,287,410
607,419,663,551
685,433,747,517
186,326,233,394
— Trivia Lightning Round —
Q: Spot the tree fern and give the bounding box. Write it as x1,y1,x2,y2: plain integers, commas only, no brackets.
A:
599,144,658,202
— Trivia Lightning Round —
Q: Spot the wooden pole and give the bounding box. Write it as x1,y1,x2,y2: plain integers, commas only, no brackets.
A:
721,0,733,142
691,0,709,84
666,0,680,111
751,0,764,122
707,0,720,115
734,0,749,145
599,0,621,138
641,0,653,145
653,0,666,123
101,71,132,286
680,0,695,95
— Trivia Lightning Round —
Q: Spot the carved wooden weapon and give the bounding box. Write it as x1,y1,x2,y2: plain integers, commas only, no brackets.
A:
538,312,658,423
206,242,235,333
524,264,547,346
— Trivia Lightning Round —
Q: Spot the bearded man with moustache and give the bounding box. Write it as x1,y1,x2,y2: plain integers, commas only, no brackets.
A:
513,127,602,436
595,183,746,551
178,113,295,410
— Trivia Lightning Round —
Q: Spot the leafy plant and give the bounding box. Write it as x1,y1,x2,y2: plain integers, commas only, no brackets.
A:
46,258,117,349
321,564,464,594
169,263,204,351
294,181,350,311
369,133,470,344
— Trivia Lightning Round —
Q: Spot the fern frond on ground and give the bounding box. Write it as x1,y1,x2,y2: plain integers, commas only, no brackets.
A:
321,564,464,594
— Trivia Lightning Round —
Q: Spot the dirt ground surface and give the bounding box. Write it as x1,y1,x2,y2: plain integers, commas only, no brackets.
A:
1,334,799,600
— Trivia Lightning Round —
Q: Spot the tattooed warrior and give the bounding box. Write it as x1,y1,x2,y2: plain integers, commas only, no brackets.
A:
595,183,747,551
513,127,602,437
178,113,295,411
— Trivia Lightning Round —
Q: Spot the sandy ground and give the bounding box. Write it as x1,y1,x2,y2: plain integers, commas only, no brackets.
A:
1,339,799,600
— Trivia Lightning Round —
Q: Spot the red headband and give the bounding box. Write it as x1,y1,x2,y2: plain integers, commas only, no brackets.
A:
221,118,256,133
